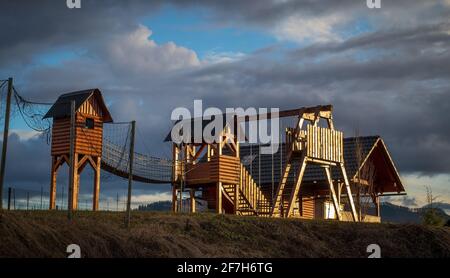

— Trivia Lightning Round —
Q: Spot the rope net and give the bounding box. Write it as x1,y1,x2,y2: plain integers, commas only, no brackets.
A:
2,84,173,184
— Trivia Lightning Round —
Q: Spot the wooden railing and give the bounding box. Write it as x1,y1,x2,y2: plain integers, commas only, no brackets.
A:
306,125,343,163
285,128,306,153
178,155,240,185
238,164,271,215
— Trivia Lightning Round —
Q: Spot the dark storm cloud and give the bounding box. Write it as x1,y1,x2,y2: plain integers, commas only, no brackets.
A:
290,23,450,59
3,133,50,185
0,0,166,65
3,0,447,65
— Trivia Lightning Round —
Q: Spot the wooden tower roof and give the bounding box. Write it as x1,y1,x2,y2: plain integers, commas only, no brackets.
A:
43,88,113,122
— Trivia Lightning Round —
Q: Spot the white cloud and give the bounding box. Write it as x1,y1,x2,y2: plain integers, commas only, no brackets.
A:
104,25,200,74
1,130,40,141
272,14,344,43
203,51,246,64
401,173,450,206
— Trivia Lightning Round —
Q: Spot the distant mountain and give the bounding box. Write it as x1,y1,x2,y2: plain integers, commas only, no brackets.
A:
136,199,208,212
381,202,450,224
137,201,172,211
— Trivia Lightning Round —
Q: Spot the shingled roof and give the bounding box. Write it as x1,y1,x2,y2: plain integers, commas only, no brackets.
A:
43,88,113,122
238,136,404,194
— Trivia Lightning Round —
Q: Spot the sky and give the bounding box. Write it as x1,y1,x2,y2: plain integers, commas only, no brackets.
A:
0,0,449,208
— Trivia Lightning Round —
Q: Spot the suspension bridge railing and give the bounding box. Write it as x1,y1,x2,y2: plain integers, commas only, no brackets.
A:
101,139,173,184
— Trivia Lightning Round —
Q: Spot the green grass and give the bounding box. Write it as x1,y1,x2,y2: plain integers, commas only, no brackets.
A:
0,210,449,258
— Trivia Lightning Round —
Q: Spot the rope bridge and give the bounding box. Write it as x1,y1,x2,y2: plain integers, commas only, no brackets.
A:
3,83,173,184
101,138,172,184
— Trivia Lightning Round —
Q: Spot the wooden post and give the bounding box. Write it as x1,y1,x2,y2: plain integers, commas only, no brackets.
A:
40,185,43,210
190,188,196,213
216,182,222,214
179,143,184,212
340,163,359,222
26,191,29,210
375,195,380,217
49,156,58,209
235,166,241,215
324,166,341,221
285,155,307,217
125,120,136,227
92,156,101,211
68,100,76,219
0,78,13,210
7,187,11,210
172,185,178,213
73,169,80,210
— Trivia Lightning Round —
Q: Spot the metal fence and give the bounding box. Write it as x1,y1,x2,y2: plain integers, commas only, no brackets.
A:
1,186,153,211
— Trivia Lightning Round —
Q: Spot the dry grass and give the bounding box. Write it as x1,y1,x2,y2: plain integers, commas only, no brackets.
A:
0,210,449,258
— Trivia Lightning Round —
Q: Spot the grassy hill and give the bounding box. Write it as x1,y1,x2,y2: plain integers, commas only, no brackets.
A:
0,211,449,258
139,201,450,225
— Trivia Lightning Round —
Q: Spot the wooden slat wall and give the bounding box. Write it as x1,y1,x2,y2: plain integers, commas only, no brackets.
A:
75,113,103,156
301,197,315,219
51,95,104,157
51,118,71,155
217,155,240,184
186,155,240,185
77,96,103,118
306,125,343,163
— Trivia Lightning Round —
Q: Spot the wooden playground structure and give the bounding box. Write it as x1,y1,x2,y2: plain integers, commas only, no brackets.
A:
169,105,405,222
38,87,405,222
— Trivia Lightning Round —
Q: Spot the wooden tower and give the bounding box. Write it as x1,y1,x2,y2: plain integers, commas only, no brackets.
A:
169,105,359,222
270,106,359,221
44,89,113,211
169,117,272,216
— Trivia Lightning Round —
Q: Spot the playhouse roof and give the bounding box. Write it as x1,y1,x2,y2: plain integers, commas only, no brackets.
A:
43,88,113,122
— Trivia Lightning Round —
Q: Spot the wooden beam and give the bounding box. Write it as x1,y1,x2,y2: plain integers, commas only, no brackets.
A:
324,166,341,221
285,155,307,217
239,105,333,122
77,155,90,174
55,154,68,171
270,152,293,217
340,163,359,222
190,188,196,213
73,171,80,210
92,156,101,211
125,121,136,227
216,182,223,214
68,100,76,218
172,185,178,213
235,183,240,215
49,156,57,210
0,78,13,210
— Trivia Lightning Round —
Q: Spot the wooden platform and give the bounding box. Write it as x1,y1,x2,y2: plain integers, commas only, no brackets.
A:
185,155,240,186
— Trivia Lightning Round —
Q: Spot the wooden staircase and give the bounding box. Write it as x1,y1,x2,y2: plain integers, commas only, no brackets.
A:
222,163,271,216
